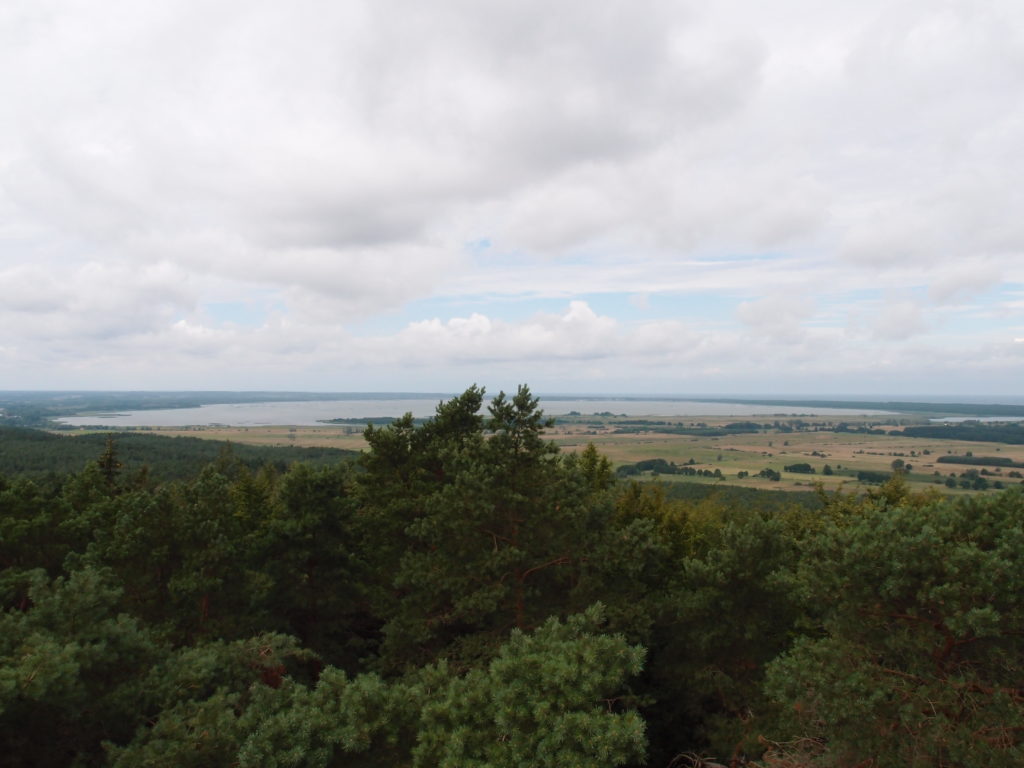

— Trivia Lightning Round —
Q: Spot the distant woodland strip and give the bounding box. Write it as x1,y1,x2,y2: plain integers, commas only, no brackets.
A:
0,426,355,480
706,398,1024,417
936,455,1024,468
897,423,1024,444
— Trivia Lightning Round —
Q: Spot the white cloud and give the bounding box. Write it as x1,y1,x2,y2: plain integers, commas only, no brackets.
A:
870,301,929,341
0,261,195,340
736,296,815,335
387,301,622,364
0,0,1022,392
928,262,1000,304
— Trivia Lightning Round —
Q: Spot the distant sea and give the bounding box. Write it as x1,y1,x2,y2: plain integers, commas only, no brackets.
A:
56,396,897,428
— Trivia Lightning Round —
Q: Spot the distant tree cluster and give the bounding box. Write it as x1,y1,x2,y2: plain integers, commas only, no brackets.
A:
783,462,815,474
856,469,892,484
616,458,723,480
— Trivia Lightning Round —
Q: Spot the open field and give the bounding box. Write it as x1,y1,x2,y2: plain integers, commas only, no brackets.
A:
67,413,1024,495
554,419,1024,493
96,424,372,452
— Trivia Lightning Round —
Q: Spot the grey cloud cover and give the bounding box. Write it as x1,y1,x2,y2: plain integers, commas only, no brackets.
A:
1,0,1022,392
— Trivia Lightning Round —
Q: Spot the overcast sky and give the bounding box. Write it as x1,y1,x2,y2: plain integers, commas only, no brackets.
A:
2,0,1022,395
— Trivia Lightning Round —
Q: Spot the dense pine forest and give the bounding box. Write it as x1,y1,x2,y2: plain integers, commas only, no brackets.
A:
0,426,356,480
2,386,1022,767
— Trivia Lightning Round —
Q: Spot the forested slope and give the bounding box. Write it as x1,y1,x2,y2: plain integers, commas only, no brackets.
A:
1,386,1021,767
0,426,355,480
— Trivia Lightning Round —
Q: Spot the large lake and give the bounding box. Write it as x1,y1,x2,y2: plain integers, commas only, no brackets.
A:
57,398,893,427
930,416,1024,423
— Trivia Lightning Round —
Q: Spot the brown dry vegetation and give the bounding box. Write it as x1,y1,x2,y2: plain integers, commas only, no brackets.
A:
128,415,1024,495
138,425,370,451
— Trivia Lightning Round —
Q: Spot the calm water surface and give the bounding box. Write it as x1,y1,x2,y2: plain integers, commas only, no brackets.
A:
57,398,894,427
